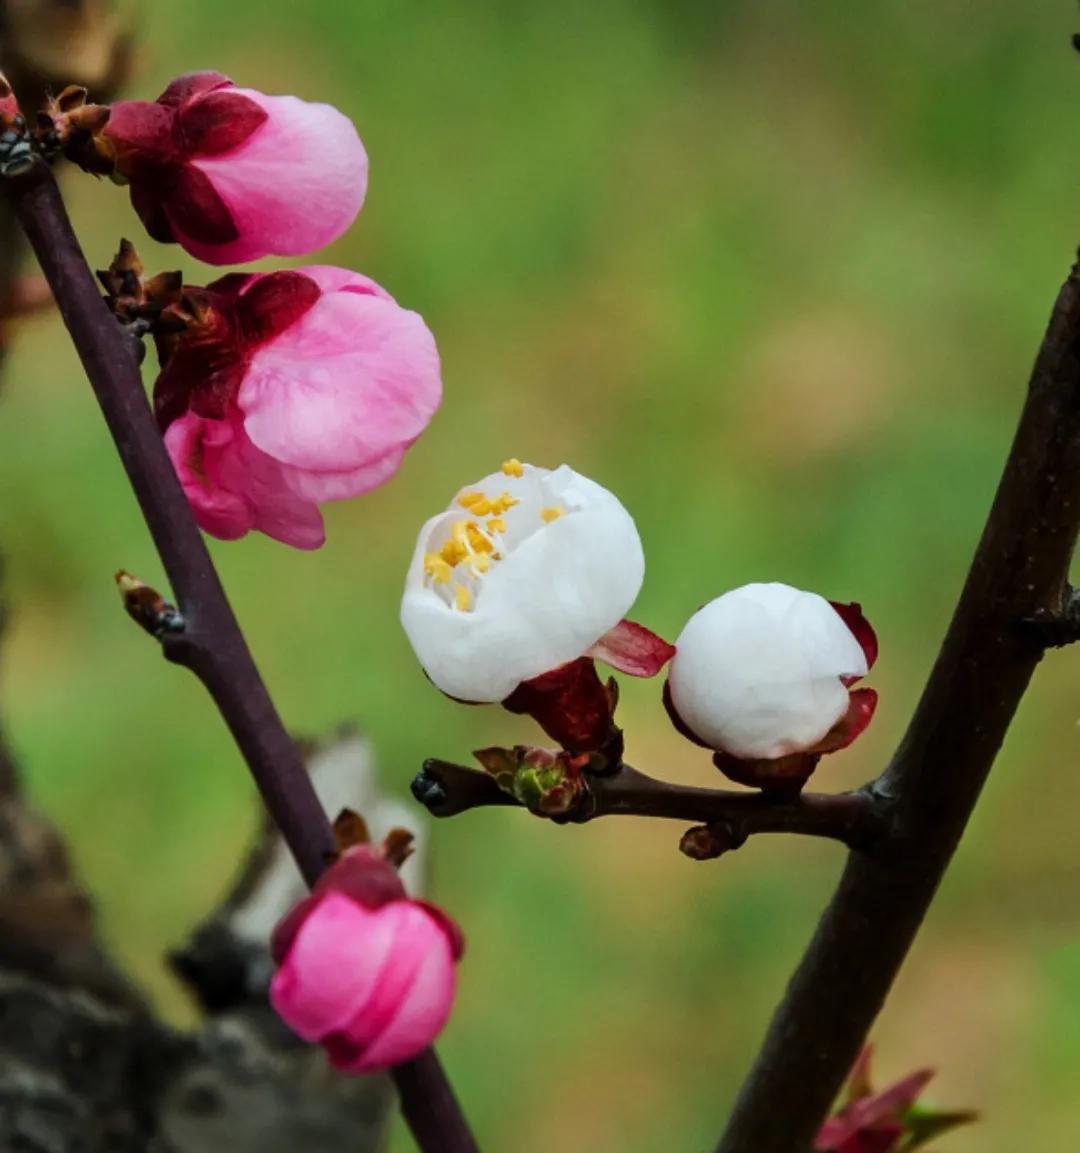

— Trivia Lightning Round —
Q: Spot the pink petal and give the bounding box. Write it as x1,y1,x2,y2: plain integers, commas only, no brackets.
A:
296,265,394,301
588,618,676,677
176,89,367,265
164,413,253,541
239,289,441,473
278,445,407,503
269,893,402,1043
340,909,456,1072
164,410,325,550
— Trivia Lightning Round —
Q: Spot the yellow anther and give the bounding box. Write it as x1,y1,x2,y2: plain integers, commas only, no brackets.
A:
458,491,487,510
424,553,453,584
439,537,467,567
541,506,564,523
487,517,506,534
494,491,520,513
466,523,494,554
454,584,472,611
470,554,492,574
501,458,524,477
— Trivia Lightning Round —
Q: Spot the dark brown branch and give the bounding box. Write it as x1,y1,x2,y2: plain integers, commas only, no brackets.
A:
415,759,885,851
1022,583,1080,647
715,257,1080,1153
2,158,478,1153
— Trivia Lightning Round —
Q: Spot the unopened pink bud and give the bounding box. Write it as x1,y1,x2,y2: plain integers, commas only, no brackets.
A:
105,71,367,265
270,847,463,1074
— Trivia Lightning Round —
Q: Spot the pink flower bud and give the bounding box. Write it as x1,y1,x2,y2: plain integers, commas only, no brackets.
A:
105,71,367,265
816,1047,975,1152
270,846,463,1074
665,583,877,789
158,265,441,548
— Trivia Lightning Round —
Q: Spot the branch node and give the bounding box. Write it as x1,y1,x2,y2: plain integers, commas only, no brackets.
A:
680,821,747,861
1020,585,1080,648
114,569,184,639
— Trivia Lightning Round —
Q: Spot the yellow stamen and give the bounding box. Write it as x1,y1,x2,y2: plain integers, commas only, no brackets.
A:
458,491,487,510
493,491,520,513
486,517,506,534
424,553,453,584
470,554,491,574
466,523,494,554
454,584,472,611
541,506,564,523
501,458,524,477
440,537,468,567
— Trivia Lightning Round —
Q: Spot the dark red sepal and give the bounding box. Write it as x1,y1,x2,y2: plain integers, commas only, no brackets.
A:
167,165,240,245
179,90,268,157
662,678,710,749
206,272,257,301
412,900,466,961
712,749,821,795
830,600,878,672
588,618,676,677
105,100,176,168
129,176,177,243
814,688,878,754
157,71,233,109
270,845,407,963
503,657,621,760
236,271,321,345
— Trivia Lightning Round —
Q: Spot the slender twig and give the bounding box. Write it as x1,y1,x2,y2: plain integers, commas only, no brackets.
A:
3,157,479,1153
417,757,885,851
714,256,1080,1153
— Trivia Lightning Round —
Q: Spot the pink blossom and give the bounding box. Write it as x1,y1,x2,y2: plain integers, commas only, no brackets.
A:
105,71,367,264
816,1047,975,1152
0,72,18,123
157,265,441,548
270,847,463,1073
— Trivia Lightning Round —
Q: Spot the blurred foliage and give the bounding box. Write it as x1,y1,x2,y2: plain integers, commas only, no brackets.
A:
2,2,1080,1150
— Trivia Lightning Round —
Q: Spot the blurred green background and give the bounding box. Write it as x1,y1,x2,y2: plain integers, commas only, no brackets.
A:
3,1,1080,1149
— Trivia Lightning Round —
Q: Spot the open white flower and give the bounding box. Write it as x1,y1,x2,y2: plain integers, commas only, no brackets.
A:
666,583,877,761
401,461,645,703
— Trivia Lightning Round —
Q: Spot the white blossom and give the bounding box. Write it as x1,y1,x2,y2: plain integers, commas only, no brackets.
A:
667,583,870,759
401,462,644,702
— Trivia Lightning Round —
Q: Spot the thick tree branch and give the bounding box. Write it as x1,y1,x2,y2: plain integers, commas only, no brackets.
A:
415,759,885,853
715,256,1080,1152
2,158,478,1153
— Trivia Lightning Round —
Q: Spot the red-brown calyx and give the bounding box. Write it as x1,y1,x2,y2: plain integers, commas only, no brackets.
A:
103,71,268,246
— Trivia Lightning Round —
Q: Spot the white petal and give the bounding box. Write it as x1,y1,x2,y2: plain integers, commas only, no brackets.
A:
400,466,644,702
667,583,867,758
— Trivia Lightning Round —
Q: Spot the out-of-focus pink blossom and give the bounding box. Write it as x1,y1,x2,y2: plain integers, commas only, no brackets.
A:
0,72,19,124
157,265,440,548
270,846,463,1074
105,71,367,264
816,1048,975,1153
665,583,877,789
